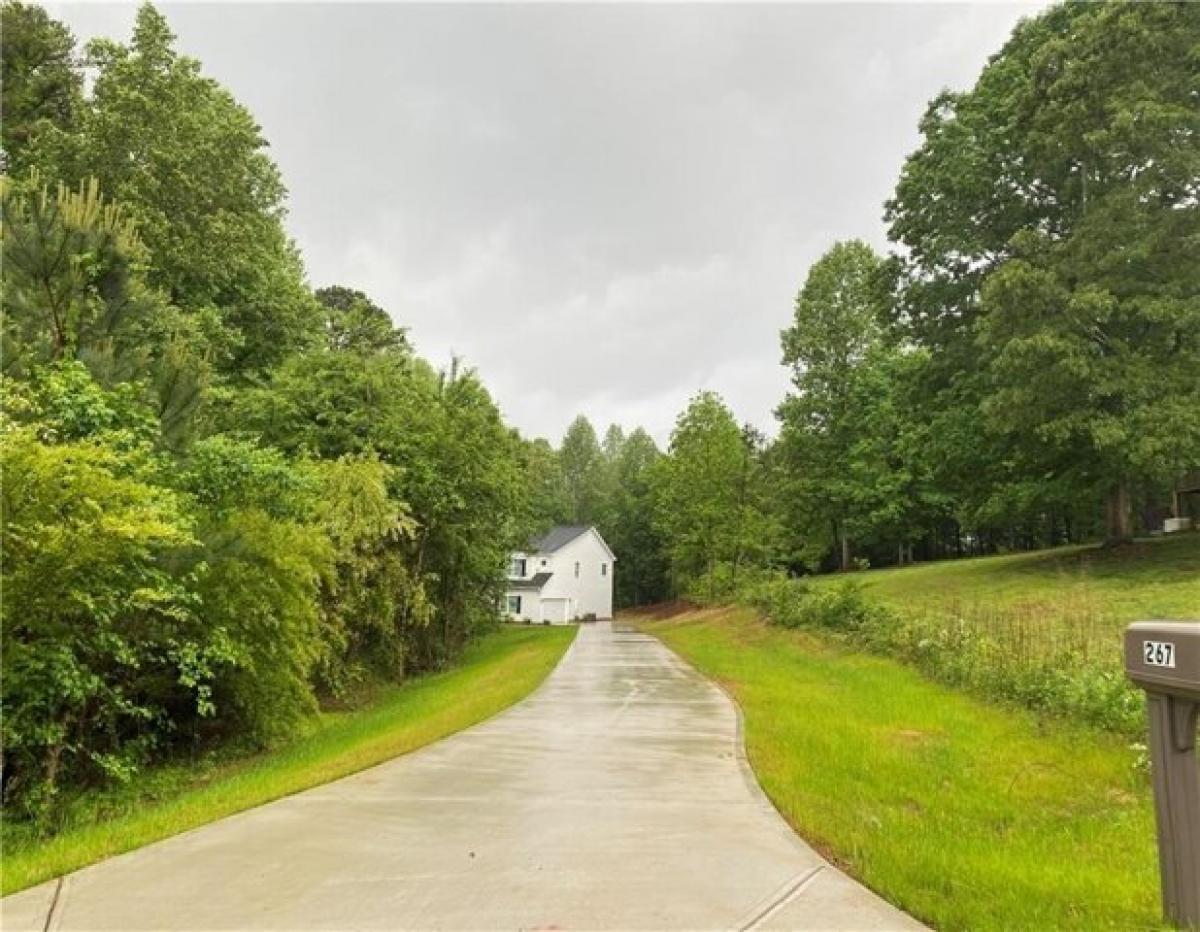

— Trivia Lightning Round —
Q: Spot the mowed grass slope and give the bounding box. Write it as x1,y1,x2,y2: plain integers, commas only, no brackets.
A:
2,625,575,896
637,608,1160,932
836,533,1200,623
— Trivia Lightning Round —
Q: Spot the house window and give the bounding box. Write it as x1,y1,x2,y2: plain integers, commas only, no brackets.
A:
509,558,526,577
574,561,580,578
506,595,522,614
601,563,607,576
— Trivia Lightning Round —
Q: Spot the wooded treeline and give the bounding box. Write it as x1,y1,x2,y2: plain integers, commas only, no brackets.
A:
0,3,544,821
536,1,1199,599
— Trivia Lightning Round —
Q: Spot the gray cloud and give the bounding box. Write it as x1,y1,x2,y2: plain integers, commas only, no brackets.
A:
49,1,1041,445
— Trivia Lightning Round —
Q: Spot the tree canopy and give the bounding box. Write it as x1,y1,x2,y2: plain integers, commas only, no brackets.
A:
884,1,1200,544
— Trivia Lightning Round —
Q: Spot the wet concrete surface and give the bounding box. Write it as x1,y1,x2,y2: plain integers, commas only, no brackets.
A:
2,622,923,930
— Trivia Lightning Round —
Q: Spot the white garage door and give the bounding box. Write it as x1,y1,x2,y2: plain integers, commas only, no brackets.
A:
540,598,570,624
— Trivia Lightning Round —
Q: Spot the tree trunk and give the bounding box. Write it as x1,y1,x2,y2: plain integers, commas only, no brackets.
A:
840,525,851,572
1104,480,1133,545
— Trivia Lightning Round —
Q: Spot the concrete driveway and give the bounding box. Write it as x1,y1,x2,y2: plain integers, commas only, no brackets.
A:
2,622,922,931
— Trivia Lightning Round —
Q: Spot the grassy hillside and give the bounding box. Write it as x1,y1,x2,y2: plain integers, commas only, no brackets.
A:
786,535,1196,734
636,607,1161,931
2,625,575,895
834,533,1200,623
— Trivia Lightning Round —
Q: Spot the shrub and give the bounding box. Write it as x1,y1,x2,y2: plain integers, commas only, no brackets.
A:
0,426,227,819
742,574,881,632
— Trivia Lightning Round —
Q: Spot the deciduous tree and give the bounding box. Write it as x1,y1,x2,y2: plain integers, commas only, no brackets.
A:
778,241,897,570
652,392,754,597
886,1,1200,543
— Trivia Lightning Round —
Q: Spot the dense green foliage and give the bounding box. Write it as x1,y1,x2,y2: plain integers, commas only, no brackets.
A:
14,5,320,374
1,3,531,825
558,415,605,525
778,241,930,570
0,1,81,177
603,428,671,606
877,1,1200,552
771,1,1200,572
651,393,778,598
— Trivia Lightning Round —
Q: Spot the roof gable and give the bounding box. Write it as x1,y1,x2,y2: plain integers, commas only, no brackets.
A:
529,525,590,553
529,525,616,561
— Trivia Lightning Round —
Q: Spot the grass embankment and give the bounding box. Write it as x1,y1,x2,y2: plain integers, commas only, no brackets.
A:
636,607,1159,931
798,534,1200,734
2,624,575,896
837,533,1200,628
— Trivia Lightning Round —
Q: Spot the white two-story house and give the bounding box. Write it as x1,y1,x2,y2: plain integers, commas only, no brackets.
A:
504,525,616,623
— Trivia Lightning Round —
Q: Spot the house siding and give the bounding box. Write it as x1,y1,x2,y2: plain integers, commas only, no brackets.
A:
538,531,614,619
503,527,615,623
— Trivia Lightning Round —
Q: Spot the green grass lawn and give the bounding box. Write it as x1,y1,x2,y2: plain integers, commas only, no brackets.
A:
833,533,1200,624
1,624,575,896
636,607,1162,932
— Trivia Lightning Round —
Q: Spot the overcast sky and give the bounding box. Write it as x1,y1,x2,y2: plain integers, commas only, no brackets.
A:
50,2,1040,446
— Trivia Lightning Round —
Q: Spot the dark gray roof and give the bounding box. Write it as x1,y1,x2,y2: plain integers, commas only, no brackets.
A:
529,525,592,553
508,572,553,591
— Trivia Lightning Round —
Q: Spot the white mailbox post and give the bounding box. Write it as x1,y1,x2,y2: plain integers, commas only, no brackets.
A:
1124,621,1200,929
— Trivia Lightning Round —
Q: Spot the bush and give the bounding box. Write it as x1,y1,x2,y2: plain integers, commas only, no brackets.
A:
2,385,336,814
743,574,881,632
0,425,226,819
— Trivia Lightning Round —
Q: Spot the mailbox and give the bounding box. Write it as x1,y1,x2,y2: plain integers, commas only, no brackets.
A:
1125,621,1200,929
1126,621,1200,701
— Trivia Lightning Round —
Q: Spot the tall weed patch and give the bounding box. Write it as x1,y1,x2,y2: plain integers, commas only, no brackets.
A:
861,607,1143,736
733,570,1144,737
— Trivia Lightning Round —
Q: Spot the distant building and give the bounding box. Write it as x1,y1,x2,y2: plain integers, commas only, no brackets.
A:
504,525,616,623
1167,470,1200,533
